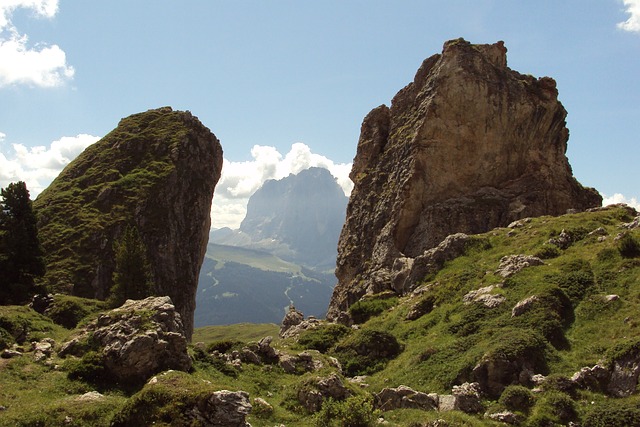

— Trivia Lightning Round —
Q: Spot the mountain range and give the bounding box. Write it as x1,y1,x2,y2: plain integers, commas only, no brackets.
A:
194,167,348,326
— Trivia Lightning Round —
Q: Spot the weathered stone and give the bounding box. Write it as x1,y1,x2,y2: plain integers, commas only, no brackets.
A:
608,354,640,397
495,255,544,278
60,296,191,383
570,364,610,392
375,385,437,411
487,411,521,425
279,305,304,338
548,229,573,249
328,39,600,320
1,349,22,359
511,295,539,317
297,373,351,413
34,107,223,340
32,338,55,362
29,293,54,314
76,391,105,402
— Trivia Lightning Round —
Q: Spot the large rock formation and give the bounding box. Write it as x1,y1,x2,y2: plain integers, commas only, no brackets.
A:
59,296,192,383
34,107,222,339
328,39,601,320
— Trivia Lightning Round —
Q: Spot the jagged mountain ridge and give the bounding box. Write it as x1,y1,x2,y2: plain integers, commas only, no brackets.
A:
211,166,348,271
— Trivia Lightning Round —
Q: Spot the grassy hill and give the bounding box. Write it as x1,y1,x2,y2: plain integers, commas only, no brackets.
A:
1,205,639,426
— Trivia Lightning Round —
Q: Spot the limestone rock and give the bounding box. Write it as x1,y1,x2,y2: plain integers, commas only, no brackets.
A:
60,296,191,383
279,305,304,338
495,255,544,278
34,107,223,340
375,385,438,411
297,373,350,412
511,295,539,317
570,364,610,392
328,39,600,320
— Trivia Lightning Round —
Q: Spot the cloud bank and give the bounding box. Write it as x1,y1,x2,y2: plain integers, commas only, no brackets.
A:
603,193,640,210
618,0,640,32
0,0,74,87
212,143,353,229
0,133,99,195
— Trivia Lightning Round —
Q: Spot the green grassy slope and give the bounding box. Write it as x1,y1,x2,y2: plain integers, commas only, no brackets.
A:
1,206,639,426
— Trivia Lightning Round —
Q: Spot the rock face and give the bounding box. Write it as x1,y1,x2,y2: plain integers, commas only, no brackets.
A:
328,39,601,320
213,167,348,270
34,107,222,339
60,296,191,383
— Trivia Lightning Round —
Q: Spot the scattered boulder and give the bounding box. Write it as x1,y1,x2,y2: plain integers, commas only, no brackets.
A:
29,293,54,314
60,296,191,384
607,353,640,397
1,349,22,359
495,255,544,278
548,229,573,249
279,305,304,338
279,351,323,374
375,385,438,411
112,371,251,427
463,285,505,308
511,295,540,317
437,383,483,414
297,373,351,413
32,338,55,362
570,364,610,392
486,411,521,425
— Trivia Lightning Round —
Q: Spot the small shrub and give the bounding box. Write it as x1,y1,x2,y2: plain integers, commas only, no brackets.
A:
65,351,108,385
349,294,398,324
618,233,640,258
206,339,244,354
499,385,534,412
0,326,12,350
332,329,403,376
528,391,578,426
540,374,577,397
554,259,596,304
583,400,640,427
534,245,561,260
45,295,106,329
298,323,350,353
314,395,378,427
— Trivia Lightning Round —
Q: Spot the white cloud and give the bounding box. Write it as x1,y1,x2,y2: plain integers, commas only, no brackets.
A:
618,0,640,33
602,193,640,210
212,143,353,229
0,0,74,88
0,133,99,195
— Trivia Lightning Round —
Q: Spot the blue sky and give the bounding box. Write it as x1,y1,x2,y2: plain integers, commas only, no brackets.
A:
0,1,638,228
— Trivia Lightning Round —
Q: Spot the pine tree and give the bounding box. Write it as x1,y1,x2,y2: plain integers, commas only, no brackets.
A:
0,181,46,304
108,225,154,307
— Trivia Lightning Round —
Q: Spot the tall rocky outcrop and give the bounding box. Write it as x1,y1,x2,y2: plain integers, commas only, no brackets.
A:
34,107,222,339
327,39,601,321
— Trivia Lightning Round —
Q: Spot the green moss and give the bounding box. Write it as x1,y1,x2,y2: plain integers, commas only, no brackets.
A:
297,323,351,353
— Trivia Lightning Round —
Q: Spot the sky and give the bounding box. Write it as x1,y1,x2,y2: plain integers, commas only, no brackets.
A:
0,1,638,229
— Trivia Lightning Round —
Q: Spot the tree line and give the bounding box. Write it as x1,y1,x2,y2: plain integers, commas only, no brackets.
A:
0,181,154,306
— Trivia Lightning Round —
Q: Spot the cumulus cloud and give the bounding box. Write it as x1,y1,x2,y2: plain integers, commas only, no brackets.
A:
0,133,99,195
0,0,74,87
602,193,640,210
618,0,640,32
212,143,353,229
